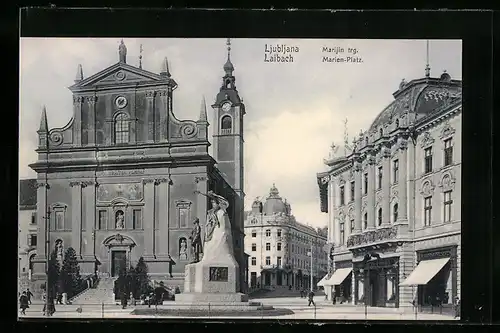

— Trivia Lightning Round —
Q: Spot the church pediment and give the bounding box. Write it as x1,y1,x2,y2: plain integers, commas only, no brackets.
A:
69,62,167,92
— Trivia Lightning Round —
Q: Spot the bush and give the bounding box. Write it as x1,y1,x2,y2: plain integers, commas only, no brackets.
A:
60,247,82,298
134,257,150,297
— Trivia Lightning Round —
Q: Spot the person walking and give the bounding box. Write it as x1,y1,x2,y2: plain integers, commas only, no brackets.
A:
454,297,460,319
26,288,34,305
41,290,47,315
19,291,29,315
307,290,316,307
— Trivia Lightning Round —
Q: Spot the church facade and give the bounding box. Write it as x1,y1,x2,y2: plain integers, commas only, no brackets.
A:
29,39,247,292
317,70,461,311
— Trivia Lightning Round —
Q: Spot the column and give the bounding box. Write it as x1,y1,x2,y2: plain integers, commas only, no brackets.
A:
354,162,362,233
36,181,49,259
398,139,408,223
158,90,168,142
143,179,155,259
367,155,376,230
334,179,341,246
87,96,97,145
70,181,83,257
328,177,336,243
407,139,416,230
156,177,171,259
83,181,96,258
382,148,391,226
145,91,155,143
73,96,82,145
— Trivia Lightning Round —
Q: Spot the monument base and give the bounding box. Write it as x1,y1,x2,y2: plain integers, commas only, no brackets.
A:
175,292,248,303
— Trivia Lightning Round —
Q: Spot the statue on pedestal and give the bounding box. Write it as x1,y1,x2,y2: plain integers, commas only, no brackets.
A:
115,211,125,229
189,219,203,263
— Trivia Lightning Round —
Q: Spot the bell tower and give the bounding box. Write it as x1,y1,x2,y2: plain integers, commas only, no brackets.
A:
212,38,245,196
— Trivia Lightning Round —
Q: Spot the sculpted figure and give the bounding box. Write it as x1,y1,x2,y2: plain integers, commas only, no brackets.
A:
189,219,203,263
179,239,188,261
115,211,125,229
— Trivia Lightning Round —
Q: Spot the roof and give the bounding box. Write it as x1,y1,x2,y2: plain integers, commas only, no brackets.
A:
369,73,461,132
19,179,37,208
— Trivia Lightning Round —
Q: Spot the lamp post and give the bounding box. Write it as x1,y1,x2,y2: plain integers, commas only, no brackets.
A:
307,242,313,292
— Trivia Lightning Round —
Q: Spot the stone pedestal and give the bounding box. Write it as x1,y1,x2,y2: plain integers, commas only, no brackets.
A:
176,258,248,303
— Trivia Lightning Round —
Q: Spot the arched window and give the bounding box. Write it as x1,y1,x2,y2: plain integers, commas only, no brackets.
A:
378,208,383,226
393,203,399,223
363,213,368,229
226,79,231,88
29,253,36,271
221,115,232,132
114,113,130,144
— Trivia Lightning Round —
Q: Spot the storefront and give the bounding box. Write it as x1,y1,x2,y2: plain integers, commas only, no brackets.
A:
401,245,458,314
324,260,353,303
353,253,400,308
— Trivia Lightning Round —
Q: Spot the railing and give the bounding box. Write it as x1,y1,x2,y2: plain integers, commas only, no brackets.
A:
17,300,459,320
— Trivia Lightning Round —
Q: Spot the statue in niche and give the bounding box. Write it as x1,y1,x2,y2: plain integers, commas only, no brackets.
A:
188,218,203,263
115,211,125,229
179,238,188,261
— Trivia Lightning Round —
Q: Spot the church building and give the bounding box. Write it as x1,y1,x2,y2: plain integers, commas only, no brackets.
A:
29,39,247,293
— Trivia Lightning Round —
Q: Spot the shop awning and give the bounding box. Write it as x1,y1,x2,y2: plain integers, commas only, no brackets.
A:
400,258,450,286
324,268,352,286
316,274,329,287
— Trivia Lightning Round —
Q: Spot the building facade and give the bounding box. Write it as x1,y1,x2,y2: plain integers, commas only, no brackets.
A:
18,179,38,288
317,71,461,310
244,184,328,290
28,40,248,293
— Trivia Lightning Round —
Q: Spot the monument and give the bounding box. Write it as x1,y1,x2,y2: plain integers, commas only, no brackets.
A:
176,191,249,303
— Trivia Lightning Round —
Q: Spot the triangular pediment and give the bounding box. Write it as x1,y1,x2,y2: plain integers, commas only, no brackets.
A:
69,62,166,91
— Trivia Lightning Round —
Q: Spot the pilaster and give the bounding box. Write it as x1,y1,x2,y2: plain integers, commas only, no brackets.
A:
382,148,391,226
83,181,96,258
367,156,376,230
334,179,341,246
397,139,409,224
327,179,335,243
145,90,156,143
155,176,172,258
354,162,362,233
143,178,156,259
73,96,83,145
70,181,83,257
86,96,97,145
407,138,416,230
398,244,415,308
195,176,209,235
158,90,168,142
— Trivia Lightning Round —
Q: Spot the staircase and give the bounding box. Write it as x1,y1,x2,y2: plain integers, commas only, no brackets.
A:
71,277,116,305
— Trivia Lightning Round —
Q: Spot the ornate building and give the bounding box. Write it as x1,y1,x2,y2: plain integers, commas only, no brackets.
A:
317,71,461,311
18,179,38,288
28,39,247,293
244,184,328,290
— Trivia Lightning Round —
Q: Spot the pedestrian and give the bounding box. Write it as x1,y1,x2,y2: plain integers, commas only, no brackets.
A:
26,288,33,305
454,297,460,319
56,292,63,305
19,291,29,315
41,290,47,315
307,290,316,307
332,289,336,305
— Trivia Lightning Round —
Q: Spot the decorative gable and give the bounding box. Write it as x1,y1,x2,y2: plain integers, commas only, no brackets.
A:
69,62,172,92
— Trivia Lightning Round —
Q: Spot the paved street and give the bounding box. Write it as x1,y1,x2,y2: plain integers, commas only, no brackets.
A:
19,296,457,320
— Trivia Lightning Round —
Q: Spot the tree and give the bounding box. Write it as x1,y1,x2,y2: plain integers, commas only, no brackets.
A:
60,247,82,298
134,257,150,297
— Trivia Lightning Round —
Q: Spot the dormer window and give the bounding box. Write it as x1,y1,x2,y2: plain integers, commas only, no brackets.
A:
114,113,130,144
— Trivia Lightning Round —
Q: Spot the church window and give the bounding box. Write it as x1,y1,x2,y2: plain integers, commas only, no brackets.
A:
226,79,231,88
114,113,130,144
55,211,64,230
176,201,192,229
221,115,232,134
133,209,142,229
98,210,107,230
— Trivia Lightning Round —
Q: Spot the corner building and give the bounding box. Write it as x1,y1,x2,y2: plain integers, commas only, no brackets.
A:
244,185,328,290
29,40,247,293
317,72,461,311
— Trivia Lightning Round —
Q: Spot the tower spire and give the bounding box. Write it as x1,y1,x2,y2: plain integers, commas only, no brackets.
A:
223,38,234,75
160,57,171,77
139,44,143,69
38,105,48,133
119,39,127,63
75,64,84,82
199,95,208,122
425,40,430,78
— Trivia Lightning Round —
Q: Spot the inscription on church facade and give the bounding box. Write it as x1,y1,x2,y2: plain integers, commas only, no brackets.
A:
97,169,145,177
209,267,228,282
97,183,143,201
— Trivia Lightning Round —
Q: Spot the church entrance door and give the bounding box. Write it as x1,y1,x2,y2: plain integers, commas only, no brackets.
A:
111,251,127,277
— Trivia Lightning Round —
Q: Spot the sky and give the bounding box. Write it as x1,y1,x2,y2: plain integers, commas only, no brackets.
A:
19,38,462,229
